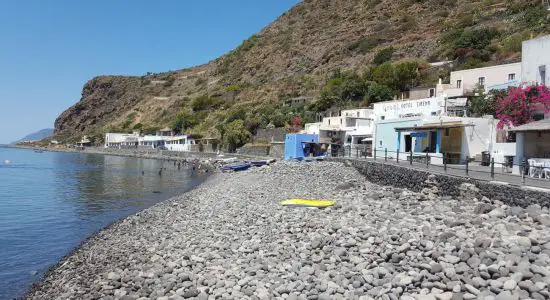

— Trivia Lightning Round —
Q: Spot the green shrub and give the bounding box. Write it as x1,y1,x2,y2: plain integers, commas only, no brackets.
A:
221,120,251,152
190,95,222,112
373,47,394,65
371,62,396,87
367,84,394,103
454,28,499,50
500,33,528,53
348,36,380,54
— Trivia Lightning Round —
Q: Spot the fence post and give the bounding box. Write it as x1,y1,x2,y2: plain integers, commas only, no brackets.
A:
521,159,526,184
396,150,400,163
385,148,387,162
426,152,429,168
410,149,413,165
373,148,377,161
444,153,447,172
491,157,495,179
465,156,469,175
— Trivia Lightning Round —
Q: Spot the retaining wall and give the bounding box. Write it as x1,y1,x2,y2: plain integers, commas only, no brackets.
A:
336,158,550,208
237,145,271,157
252,128,286,143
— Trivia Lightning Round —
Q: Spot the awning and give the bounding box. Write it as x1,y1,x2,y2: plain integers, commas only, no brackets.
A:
395,122,471,132
509,118,550,132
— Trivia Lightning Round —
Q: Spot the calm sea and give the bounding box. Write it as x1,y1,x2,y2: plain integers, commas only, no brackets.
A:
0,147,207,299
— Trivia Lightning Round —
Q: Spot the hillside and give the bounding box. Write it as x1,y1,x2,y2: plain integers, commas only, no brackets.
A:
12,128,53,144
53,0,550,146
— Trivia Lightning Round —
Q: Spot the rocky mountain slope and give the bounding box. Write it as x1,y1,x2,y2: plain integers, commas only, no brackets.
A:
53,0,550,143
11,128,53,144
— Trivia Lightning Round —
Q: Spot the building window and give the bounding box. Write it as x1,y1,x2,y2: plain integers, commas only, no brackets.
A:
456,80,462,89
534,113,544,121
508,73,515,81
540,65,547,86
478,77,485,86
429,88,435,98
380,116,385,120
445,128,450,136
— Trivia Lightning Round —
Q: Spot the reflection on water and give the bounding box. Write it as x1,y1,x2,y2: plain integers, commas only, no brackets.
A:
0,147,207,299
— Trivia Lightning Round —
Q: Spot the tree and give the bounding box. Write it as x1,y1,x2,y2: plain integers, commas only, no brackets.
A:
172,110,202,133
496,84,550,129
468,87,506,117
367,84,394,103
394,61,420,91
373,47,394,65
371,63,396,88
222,120,251,152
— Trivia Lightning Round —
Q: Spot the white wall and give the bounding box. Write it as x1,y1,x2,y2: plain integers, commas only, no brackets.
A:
372,97,445,121
424,116,509,162
522,35,550,85
341,108,373,118
303,123,321,135
449,63,522,93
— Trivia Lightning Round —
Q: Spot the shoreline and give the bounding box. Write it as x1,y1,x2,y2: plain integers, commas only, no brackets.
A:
23,172,220,300
9,145,274,173
25,161,550,300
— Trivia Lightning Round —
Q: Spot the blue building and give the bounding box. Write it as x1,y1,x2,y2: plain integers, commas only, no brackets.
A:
284,134,320,160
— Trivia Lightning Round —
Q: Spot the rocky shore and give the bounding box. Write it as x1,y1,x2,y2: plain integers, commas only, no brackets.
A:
27,161,550,300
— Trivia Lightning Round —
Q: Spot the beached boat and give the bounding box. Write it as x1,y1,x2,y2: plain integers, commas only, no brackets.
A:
220,163,251,172
250,160,269,167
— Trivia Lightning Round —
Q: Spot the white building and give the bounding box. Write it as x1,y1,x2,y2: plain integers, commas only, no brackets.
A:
372,97,515,165
303,108,374,156
105,132,140,148
440,63,522,97
164,135,196,152
522,35,550,86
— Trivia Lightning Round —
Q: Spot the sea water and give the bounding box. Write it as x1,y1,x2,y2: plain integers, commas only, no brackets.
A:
0,147,207,299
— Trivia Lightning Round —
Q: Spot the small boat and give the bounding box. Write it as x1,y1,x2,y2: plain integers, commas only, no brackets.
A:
34,149,44,153
220,162,251,172
250,160,269,167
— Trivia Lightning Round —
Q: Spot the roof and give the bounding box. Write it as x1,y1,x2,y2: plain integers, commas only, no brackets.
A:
509,118,550,132
395,122,471,132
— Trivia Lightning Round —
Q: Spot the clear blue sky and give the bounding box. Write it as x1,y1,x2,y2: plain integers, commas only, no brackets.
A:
0,0,299,143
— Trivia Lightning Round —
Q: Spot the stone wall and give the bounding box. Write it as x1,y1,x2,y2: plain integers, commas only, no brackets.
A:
252,128,287,143
269,142,284,159
336,158,550,208
237,145,270,157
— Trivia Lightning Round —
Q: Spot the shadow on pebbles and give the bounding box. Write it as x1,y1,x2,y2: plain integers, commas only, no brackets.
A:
27,161,550,300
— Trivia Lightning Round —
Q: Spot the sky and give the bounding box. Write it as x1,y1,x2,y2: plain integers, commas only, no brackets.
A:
0,0,300,144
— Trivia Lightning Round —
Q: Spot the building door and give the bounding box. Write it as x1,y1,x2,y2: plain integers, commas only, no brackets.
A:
430,131,438,152
404,135,412,152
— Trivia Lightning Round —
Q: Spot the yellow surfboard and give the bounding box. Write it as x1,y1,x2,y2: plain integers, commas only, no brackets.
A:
280,198,336,207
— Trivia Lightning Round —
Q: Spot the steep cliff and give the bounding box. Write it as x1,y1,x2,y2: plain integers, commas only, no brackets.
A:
54,0,550,142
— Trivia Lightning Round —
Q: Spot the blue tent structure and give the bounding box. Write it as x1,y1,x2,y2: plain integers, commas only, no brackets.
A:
284,134,320,160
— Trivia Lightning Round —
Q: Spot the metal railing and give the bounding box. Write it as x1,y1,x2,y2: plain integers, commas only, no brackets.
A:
331,147,550,189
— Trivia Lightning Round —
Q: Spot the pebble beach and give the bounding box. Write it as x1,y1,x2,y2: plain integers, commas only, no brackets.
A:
26,161,550,300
